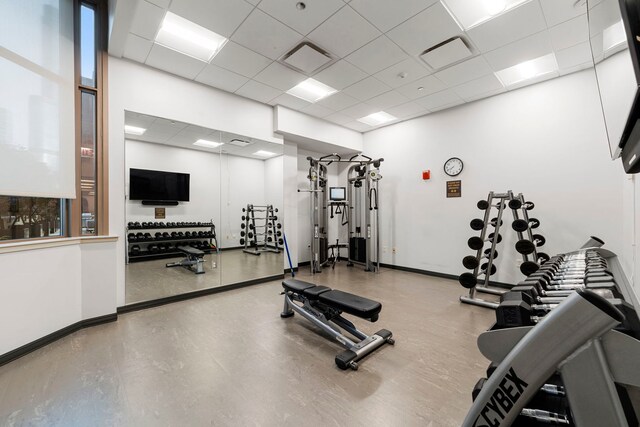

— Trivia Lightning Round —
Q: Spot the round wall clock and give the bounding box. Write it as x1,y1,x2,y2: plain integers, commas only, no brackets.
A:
444,157,463,176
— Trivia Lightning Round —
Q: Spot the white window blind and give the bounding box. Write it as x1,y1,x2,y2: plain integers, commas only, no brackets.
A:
0,0,76,199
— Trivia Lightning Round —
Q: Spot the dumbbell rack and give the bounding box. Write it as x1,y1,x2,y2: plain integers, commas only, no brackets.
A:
460,191,547,309
126,221,218,264
240,204,282,255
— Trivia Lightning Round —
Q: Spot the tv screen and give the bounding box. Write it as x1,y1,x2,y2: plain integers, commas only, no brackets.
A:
329,187,346,201
129,168,190,201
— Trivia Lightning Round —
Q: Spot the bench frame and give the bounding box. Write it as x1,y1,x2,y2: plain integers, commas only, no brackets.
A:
165,247,206,274
281,286,394,370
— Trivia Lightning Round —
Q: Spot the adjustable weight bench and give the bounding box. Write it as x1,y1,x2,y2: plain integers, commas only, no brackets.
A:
166,246,205,274
280,278,394,370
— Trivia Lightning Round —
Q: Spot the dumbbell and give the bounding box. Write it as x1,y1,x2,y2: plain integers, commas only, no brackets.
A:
469,218,503,231
508,199,535,210
278,238,284,245
249,224,255,230
476,200,505,210
240,238,245,245
512,218,540,232
153,232,161,239
515,235,546,254
128,233,137,242
148,244,159,254
130,245,141,255
177,232,185,237
162,232,170,238
241,223,246,229
143,232,152,240
128,222,134,228
136,232,144,240
267,237,273,242
458,264,497,288
277,223,282,229
462,249,498,269
247,232,254,238
467,233,502,250
242,208,246,212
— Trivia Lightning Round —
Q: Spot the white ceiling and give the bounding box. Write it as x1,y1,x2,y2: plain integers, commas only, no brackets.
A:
124,111,283,159
113,0,596,132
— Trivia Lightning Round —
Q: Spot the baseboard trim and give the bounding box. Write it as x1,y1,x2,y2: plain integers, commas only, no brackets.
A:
0,313,117,367
118,274,285,314
378,263,512,289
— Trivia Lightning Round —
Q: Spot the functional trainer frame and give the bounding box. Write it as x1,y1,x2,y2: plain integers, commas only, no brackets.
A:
280,278,394,370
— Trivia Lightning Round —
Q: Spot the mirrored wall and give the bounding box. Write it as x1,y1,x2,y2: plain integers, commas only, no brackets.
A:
123,111,284,305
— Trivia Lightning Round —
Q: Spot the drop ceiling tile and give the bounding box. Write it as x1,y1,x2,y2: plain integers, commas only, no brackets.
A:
325,112,353,125
245,0,259,4
231,9,303,60
464,87,506,103
316,91,360,110
145,44,208,80
340,103,379,119
146,0,170,8
466,1,547,52
385,101,427,119
349,0,438,32
507,70,559,90
387,2,462,55
342,76,391,101
313,60,367,90
558,62,593,76
130,0,164,40
253,62,307,91
374,58,431,88
301,103,334,118
555,41,593,69
258,0,345,35
414,89,463,110
195,64,250,92
365,90,409,110
269,93,312,110
540,0,586,27
307,6,381,58
434,56,492,86
343,121,372,132
235,80,282,103
345,36,408,74
169,0,253,38
211,41,272,78
396,75,446,99
484,31,553,71
123,33,153,63
453,74,504,101
549,14,589,52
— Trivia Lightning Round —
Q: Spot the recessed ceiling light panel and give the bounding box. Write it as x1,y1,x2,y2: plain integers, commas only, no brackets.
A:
286,78,338,103
442,0,529,30
124,125,146,135
155,12,228,62
254,150,276,157
194,139,224,148
603,20,627,53
495,53,558,86
357,111,397,126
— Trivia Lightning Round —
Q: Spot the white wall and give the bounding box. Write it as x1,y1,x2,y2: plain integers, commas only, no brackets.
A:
363,69,626,285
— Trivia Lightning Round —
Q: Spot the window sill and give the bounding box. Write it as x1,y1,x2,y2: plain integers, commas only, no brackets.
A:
0,235,118,254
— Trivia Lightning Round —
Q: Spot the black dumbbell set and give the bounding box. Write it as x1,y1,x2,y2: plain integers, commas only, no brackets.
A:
239,204,283,254
463,246,640,426
126,220,218,261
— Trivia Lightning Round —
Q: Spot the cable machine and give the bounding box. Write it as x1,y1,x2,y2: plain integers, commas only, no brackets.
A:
300,153,383,274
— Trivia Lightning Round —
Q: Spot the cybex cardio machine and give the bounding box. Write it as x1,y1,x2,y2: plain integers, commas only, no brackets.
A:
301,153,383,274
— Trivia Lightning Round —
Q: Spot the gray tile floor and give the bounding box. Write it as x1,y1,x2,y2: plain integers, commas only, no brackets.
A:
1,266,495,426
125,249,284,304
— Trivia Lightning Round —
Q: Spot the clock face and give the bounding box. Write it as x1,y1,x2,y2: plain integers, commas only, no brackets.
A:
444,157,463,176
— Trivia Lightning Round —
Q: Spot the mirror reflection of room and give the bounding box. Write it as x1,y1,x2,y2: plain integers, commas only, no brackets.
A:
123,112,283,304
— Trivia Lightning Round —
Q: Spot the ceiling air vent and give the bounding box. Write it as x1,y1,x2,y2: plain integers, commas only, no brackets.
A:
420,37,473,70
280,42,335,75
229,138,253,147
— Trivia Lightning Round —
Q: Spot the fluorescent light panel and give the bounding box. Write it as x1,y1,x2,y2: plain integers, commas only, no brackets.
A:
603,20,626,52
286,78,337,103
124,125,146,135
357,111,397,126
495,53,558,86
194,139,223,148
442,0,530,30
155,12,228,62
253,150,276,157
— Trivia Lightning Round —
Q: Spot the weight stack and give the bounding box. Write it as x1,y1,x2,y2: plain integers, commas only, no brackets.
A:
349,237,366,263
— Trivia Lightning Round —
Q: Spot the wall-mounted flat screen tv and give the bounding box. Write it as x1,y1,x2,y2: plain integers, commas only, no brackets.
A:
129,168,190,201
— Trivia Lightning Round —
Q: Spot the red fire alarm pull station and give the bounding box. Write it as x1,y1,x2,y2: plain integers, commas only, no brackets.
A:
422,170,431,180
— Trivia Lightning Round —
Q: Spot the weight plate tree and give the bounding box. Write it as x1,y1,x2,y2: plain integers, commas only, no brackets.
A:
240,204,282,255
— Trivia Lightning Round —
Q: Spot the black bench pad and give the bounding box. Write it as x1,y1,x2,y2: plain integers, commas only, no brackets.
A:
319,290,382,319
282,279,316,293
303,285,331,299
179,246,204,256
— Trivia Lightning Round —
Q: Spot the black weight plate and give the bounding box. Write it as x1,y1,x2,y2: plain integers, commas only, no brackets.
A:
459,273,478,289
537,252,550,263
477,200,489,210
515,239,535,255
529,218,540,229
524,202,535,210
490,217,503,227
463,255,480,270
488,232,502,244
470,219,485,231
508,199,522,209
468,236,484,250
512,219,528,232
483,248,498,259
481,263,497,276
520,261,540,276
532,234,546,247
